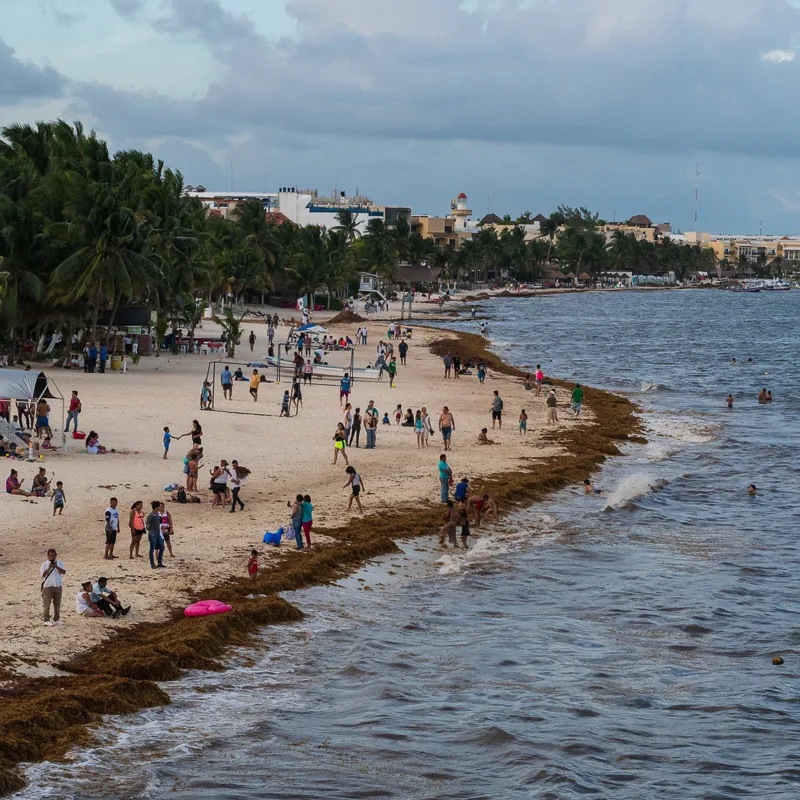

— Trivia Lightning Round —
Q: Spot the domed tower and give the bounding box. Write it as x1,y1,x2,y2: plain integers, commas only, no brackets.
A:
450,192,472,231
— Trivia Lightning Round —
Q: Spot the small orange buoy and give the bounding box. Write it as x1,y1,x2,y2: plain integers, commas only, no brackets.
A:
773,656,784,666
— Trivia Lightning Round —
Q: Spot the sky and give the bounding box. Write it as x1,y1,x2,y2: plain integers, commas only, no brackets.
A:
3,0,800,232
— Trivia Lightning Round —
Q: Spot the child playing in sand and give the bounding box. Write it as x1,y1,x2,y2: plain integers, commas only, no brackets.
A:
200,381,212,410
382,412,390,425
187,450,200,491
519,409,528,435
52,481,65,516
394,404,403,425
248,549,259,583
280,391,291,417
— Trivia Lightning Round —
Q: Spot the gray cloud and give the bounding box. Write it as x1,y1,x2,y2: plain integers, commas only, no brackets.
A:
18,0,800,230
0,38,65,103
108,0,145,19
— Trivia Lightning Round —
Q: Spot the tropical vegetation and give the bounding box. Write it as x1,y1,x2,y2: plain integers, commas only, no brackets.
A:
0,120,748,362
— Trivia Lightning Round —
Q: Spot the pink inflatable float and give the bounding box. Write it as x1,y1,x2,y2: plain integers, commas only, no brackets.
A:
184,599,232,617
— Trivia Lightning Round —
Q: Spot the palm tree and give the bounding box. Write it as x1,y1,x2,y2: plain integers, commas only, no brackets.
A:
333,209,361,242
212,307,247,357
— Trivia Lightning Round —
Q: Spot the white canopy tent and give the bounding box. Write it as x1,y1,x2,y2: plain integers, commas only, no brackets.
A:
0,369,65,453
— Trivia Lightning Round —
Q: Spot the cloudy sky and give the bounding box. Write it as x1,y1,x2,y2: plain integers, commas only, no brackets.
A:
3,0,800,232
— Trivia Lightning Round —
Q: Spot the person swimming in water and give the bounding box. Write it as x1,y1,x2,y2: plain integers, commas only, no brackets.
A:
749,484,758,496
584,479,603,495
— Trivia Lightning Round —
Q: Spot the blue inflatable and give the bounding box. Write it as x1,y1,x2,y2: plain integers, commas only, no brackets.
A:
263,526,284,546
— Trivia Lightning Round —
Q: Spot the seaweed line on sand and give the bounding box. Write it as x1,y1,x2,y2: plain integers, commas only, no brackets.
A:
0,327,643,796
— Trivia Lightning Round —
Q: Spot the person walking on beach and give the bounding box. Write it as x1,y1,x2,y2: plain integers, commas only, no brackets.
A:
535,365,544,396
364,401,378,449
333,424,349,465
387,358,397,388
519,409,528,435
477,362,486,385
52,480,66,515
415,410,426,448
438,453,453,503
290,494,304,549
104,497,119,559
546,389,558,425
267,323,275,346
570,384,583,416
221,365,234,400
340,373,352,406
303,359,313,385
146,500,165,569
65,391,81,433
291,379,303,414
228,461,245,513
350,407,362,447
443,353,452,379
491,390,504,430
280,391,291,417
249,369,260,402
421,407,432,447
398,338,408,366
158,501,175,556
249,330,256,352
344,466,365,512
439,406,455,451
129,500,145,559
301,495,314,547
41,548,66,625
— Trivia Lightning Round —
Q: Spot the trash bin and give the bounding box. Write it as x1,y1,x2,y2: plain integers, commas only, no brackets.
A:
110,355,122,370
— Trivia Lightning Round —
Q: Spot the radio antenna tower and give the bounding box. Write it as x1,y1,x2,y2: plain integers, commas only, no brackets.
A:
694,162,700,230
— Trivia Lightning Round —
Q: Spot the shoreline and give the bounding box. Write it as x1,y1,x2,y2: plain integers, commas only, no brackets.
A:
0,323,643,796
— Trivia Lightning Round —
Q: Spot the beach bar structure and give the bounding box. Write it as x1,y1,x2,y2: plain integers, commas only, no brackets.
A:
0,369,64,455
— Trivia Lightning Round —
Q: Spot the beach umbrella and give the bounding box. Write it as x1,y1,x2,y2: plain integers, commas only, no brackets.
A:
578,272,592,281
297,324,328,334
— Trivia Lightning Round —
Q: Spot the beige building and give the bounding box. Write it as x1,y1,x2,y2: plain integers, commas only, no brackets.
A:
411,215,469,248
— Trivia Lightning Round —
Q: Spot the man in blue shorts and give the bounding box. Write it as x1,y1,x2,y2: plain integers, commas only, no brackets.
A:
438,406,455,451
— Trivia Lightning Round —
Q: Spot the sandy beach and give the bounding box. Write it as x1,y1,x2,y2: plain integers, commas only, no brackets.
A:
0,311,578,676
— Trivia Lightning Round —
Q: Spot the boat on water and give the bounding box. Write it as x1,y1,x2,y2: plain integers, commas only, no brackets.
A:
728,286,760,293
761,279,791,291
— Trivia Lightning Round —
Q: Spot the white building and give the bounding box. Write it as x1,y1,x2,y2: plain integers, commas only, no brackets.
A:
184,187,410,234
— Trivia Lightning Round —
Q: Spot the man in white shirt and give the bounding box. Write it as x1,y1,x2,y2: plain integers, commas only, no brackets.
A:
40,548,66,625
104,497,119,560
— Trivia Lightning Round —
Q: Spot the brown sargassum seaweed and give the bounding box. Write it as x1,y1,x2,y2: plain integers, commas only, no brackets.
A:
0,328,642,795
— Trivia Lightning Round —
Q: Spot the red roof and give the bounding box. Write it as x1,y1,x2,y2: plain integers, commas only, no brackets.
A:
457,192,467,199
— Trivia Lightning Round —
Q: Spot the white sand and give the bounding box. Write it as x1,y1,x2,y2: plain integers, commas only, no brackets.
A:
0,311,583,674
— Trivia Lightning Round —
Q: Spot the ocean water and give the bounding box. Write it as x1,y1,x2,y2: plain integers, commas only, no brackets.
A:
15,290,800,799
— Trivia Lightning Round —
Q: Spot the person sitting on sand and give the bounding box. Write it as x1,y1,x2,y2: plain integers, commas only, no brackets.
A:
233,367,245,381
91,577,130,618
523,374,533,391
76,581,104,617
31,467,50,497
468,493,498,526
5,468,30,496
85,431,107,454
402,408,415,427
477,427,496,445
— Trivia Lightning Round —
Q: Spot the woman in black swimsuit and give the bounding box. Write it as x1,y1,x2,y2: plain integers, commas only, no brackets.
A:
190,420,202,446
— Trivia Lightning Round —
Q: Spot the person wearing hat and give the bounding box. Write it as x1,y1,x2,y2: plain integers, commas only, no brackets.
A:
546,389,558,425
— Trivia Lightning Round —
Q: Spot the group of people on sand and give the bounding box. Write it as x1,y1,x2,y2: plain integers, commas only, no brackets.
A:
40,548,130,626
123,498,175,567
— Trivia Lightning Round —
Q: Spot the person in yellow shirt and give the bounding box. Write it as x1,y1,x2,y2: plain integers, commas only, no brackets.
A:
249,369,260,402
